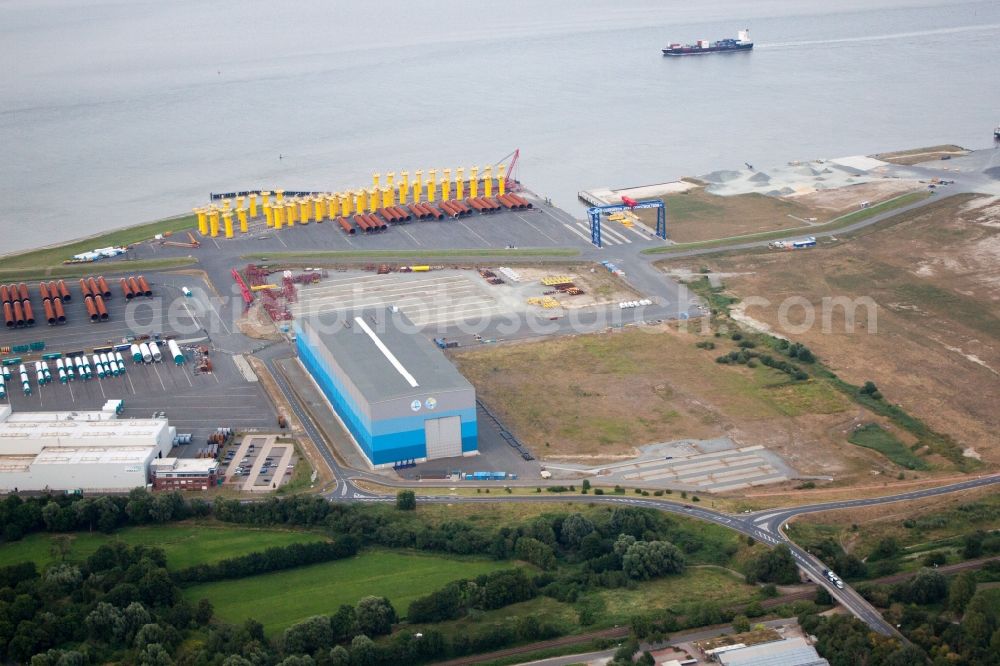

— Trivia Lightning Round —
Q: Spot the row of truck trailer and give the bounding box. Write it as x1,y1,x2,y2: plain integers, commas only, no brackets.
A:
0,339,185,398
2,275,153,328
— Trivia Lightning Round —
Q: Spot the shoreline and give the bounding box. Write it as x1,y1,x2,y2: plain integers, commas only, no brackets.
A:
2,142,985,267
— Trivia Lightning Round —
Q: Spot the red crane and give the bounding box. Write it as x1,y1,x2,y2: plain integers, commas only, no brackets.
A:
495,148,521,192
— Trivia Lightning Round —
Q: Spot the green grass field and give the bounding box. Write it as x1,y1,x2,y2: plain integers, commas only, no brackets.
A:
597,567,757,620
848,423,929,470
0,215,199,273
182,549,518,635
0,522,326,571
0,257,197,281
645,191,930,255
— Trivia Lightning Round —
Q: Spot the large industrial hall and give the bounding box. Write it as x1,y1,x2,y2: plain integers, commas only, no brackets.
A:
295,309,477,469
0,403,174,492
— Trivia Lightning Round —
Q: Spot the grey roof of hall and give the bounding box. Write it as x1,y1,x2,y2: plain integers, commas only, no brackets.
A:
299,308,473,403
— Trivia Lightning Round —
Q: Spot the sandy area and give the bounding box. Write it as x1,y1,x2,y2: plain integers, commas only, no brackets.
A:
701,160,898,198
791,179,924,212
661,194,1000,467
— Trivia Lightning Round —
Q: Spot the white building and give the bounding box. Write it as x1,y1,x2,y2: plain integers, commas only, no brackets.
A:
0,404,174,493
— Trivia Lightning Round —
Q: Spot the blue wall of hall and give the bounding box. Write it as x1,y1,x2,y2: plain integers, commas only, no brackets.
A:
296,336,478,466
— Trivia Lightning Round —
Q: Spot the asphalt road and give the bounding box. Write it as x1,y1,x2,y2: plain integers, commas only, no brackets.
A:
323,471,1000,639
169,147,1000,640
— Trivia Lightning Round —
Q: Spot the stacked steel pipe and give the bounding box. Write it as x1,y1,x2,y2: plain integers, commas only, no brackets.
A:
84,296,99,322
2,284,18,328
376,207,401,224
1,283,35,327
121,278,135,300
94,295,109,321
37,281,67,326
336,217,356,234
438,201,460,218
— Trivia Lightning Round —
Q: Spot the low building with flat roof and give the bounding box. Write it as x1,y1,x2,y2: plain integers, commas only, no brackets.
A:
295,309,477,468
150,457,219,491
0,404,174,493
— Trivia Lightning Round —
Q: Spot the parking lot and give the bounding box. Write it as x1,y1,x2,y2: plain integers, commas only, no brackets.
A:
2,350,277,454
221,434,299,491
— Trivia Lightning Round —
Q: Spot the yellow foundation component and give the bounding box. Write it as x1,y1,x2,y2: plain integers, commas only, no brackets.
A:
470,166,479,198
274,204,285,229
387,172,395,187
249,193,258,217
443,168,452,191
208,209,220,237
195,208,208,235
275,189,284,202
401,171,409,191
483,166,493,197
223,212,234,238
427,169,437,202
398,181,407,203
299,199,311,224
354,192,365,216
341,193,352,217
367,189,378,213
222,198,232,211
263,204,273,227
381,186,392,208
236,195,245,211
372,172,380,189
456,168,465,199
237,208,248,233
314,197,325,222
286,201,297,225
441,179,450,201
412,180,421,202
497,165,506,195
327,195,338,219
261,190,272,207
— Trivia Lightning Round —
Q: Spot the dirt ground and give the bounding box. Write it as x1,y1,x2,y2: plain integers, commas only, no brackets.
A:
633,188,827,243
871,144,969,166
237,302,284,341
453,324,901,476
790,180,923,212
659,194,1000,467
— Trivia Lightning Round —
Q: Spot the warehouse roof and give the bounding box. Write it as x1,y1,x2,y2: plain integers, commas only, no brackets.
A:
33,446,153,466
718,637,829,666
296,309,473,402
0,407,171,456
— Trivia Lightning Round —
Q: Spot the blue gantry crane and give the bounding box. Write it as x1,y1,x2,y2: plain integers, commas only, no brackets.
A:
587,199,666,248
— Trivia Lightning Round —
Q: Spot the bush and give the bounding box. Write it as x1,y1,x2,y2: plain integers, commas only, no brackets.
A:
594,489,604,495
173,537,359,584
396,490,416,511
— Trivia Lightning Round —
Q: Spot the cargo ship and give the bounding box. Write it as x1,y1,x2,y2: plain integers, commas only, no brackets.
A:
663,30,753,56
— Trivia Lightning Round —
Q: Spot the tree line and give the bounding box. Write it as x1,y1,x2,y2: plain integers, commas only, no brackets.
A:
172,536,359,584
